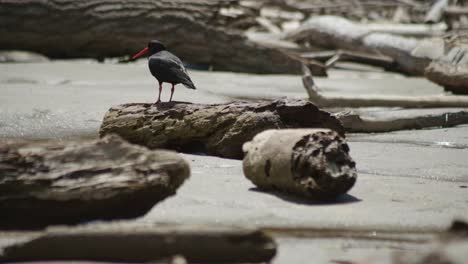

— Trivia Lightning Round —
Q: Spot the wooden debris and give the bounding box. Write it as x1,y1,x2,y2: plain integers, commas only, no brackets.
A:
1,229,276,263
242,129,357,200
336,109,468,133
285,16,446,75
0,0,305,74
0,135,190,229
99,100,344,159
424,0,449,23
302,64,468,108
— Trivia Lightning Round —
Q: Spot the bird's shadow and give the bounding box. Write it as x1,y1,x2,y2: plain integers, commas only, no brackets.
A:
249,187,361,206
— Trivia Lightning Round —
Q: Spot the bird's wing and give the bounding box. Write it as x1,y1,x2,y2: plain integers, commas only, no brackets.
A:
160,52,189,74
152,53,196,89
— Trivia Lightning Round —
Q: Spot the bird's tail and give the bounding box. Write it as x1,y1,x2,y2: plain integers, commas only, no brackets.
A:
182,79,196,90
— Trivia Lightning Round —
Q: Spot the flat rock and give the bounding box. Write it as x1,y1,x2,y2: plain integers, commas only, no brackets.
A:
99,99,345,159
0,135,190,229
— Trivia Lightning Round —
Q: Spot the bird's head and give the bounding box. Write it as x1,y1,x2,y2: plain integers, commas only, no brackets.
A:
131,40,166,60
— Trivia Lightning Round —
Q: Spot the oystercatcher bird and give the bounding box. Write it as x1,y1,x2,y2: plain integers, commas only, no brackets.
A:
131,40,196,104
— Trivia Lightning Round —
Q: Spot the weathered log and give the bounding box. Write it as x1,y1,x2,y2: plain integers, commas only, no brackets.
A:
425,39,468,95
302,63,468,108
242,129,357,200
244,32,329,75
0,0,303,74
285,16,445,75
301,49,395,70
424,0,449,23
0,135,190,229
257,0,430,22
336,109,468,133
443,6,468,16
0,229,276,263
99,100,345,159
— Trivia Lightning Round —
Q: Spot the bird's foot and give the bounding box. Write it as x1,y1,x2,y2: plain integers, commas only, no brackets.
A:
153,100,161,105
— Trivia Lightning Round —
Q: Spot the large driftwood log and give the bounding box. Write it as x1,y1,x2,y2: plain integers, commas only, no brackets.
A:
0,135,190,229
243,129,356,201
1,229,276,263
285,16,445,75
0,0,303,74
99,100,345,159
425,39,468,95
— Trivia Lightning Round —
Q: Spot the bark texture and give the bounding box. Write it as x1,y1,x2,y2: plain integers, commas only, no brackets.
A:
242,129,356,200
0,135,190,229
99,99,345,159
0,0,303,74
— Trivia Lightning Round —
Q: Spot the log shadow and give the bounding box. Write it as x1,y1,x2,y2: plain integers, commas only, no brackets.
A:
249,187,361,206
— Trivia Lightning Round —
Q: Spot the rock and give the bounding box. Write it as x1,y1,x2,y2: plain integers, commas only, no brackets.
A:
0,135,190,229
242,129,357,200
0,50,49,63
0,228,276,263
99,99,345,159
425,39,468,95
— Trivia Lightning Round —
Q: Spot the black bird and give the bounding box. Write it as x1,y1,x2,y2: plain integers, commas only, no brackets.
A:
131,40,196,103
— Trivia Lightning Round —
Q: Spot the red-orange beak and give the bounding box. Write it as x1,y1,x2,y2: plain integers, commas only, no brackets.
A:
131,47,149,60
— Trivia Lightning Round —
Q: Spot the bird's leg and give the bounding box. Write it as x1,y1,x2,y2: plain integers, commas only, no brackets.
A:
169,83,175,102
155,81,163,104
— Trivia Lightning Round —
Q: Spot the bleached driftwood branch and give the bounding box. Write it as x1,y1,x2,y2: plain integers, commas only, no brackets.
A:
302,64,468,108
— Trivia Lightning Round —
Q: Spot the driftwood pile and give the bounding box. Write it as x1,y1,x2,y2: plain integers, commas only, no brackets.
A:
238,0,468,93
2,0,467,77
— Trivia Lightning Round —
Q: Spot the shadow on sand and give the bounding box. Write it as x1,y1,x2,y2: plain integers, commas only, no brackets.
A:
249,187,361,206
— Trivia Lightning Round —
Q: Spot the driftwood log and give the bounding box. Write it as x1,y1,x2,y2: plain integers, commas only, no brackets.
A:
424,0,449,23
286,16,445,75
242,129,356,200
302,64,468,108
0,0,303,74
336,109,468,133
0,135,190,229
99,100,345,159
0,229,276,263
250,0,432,23
425,38,468,95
